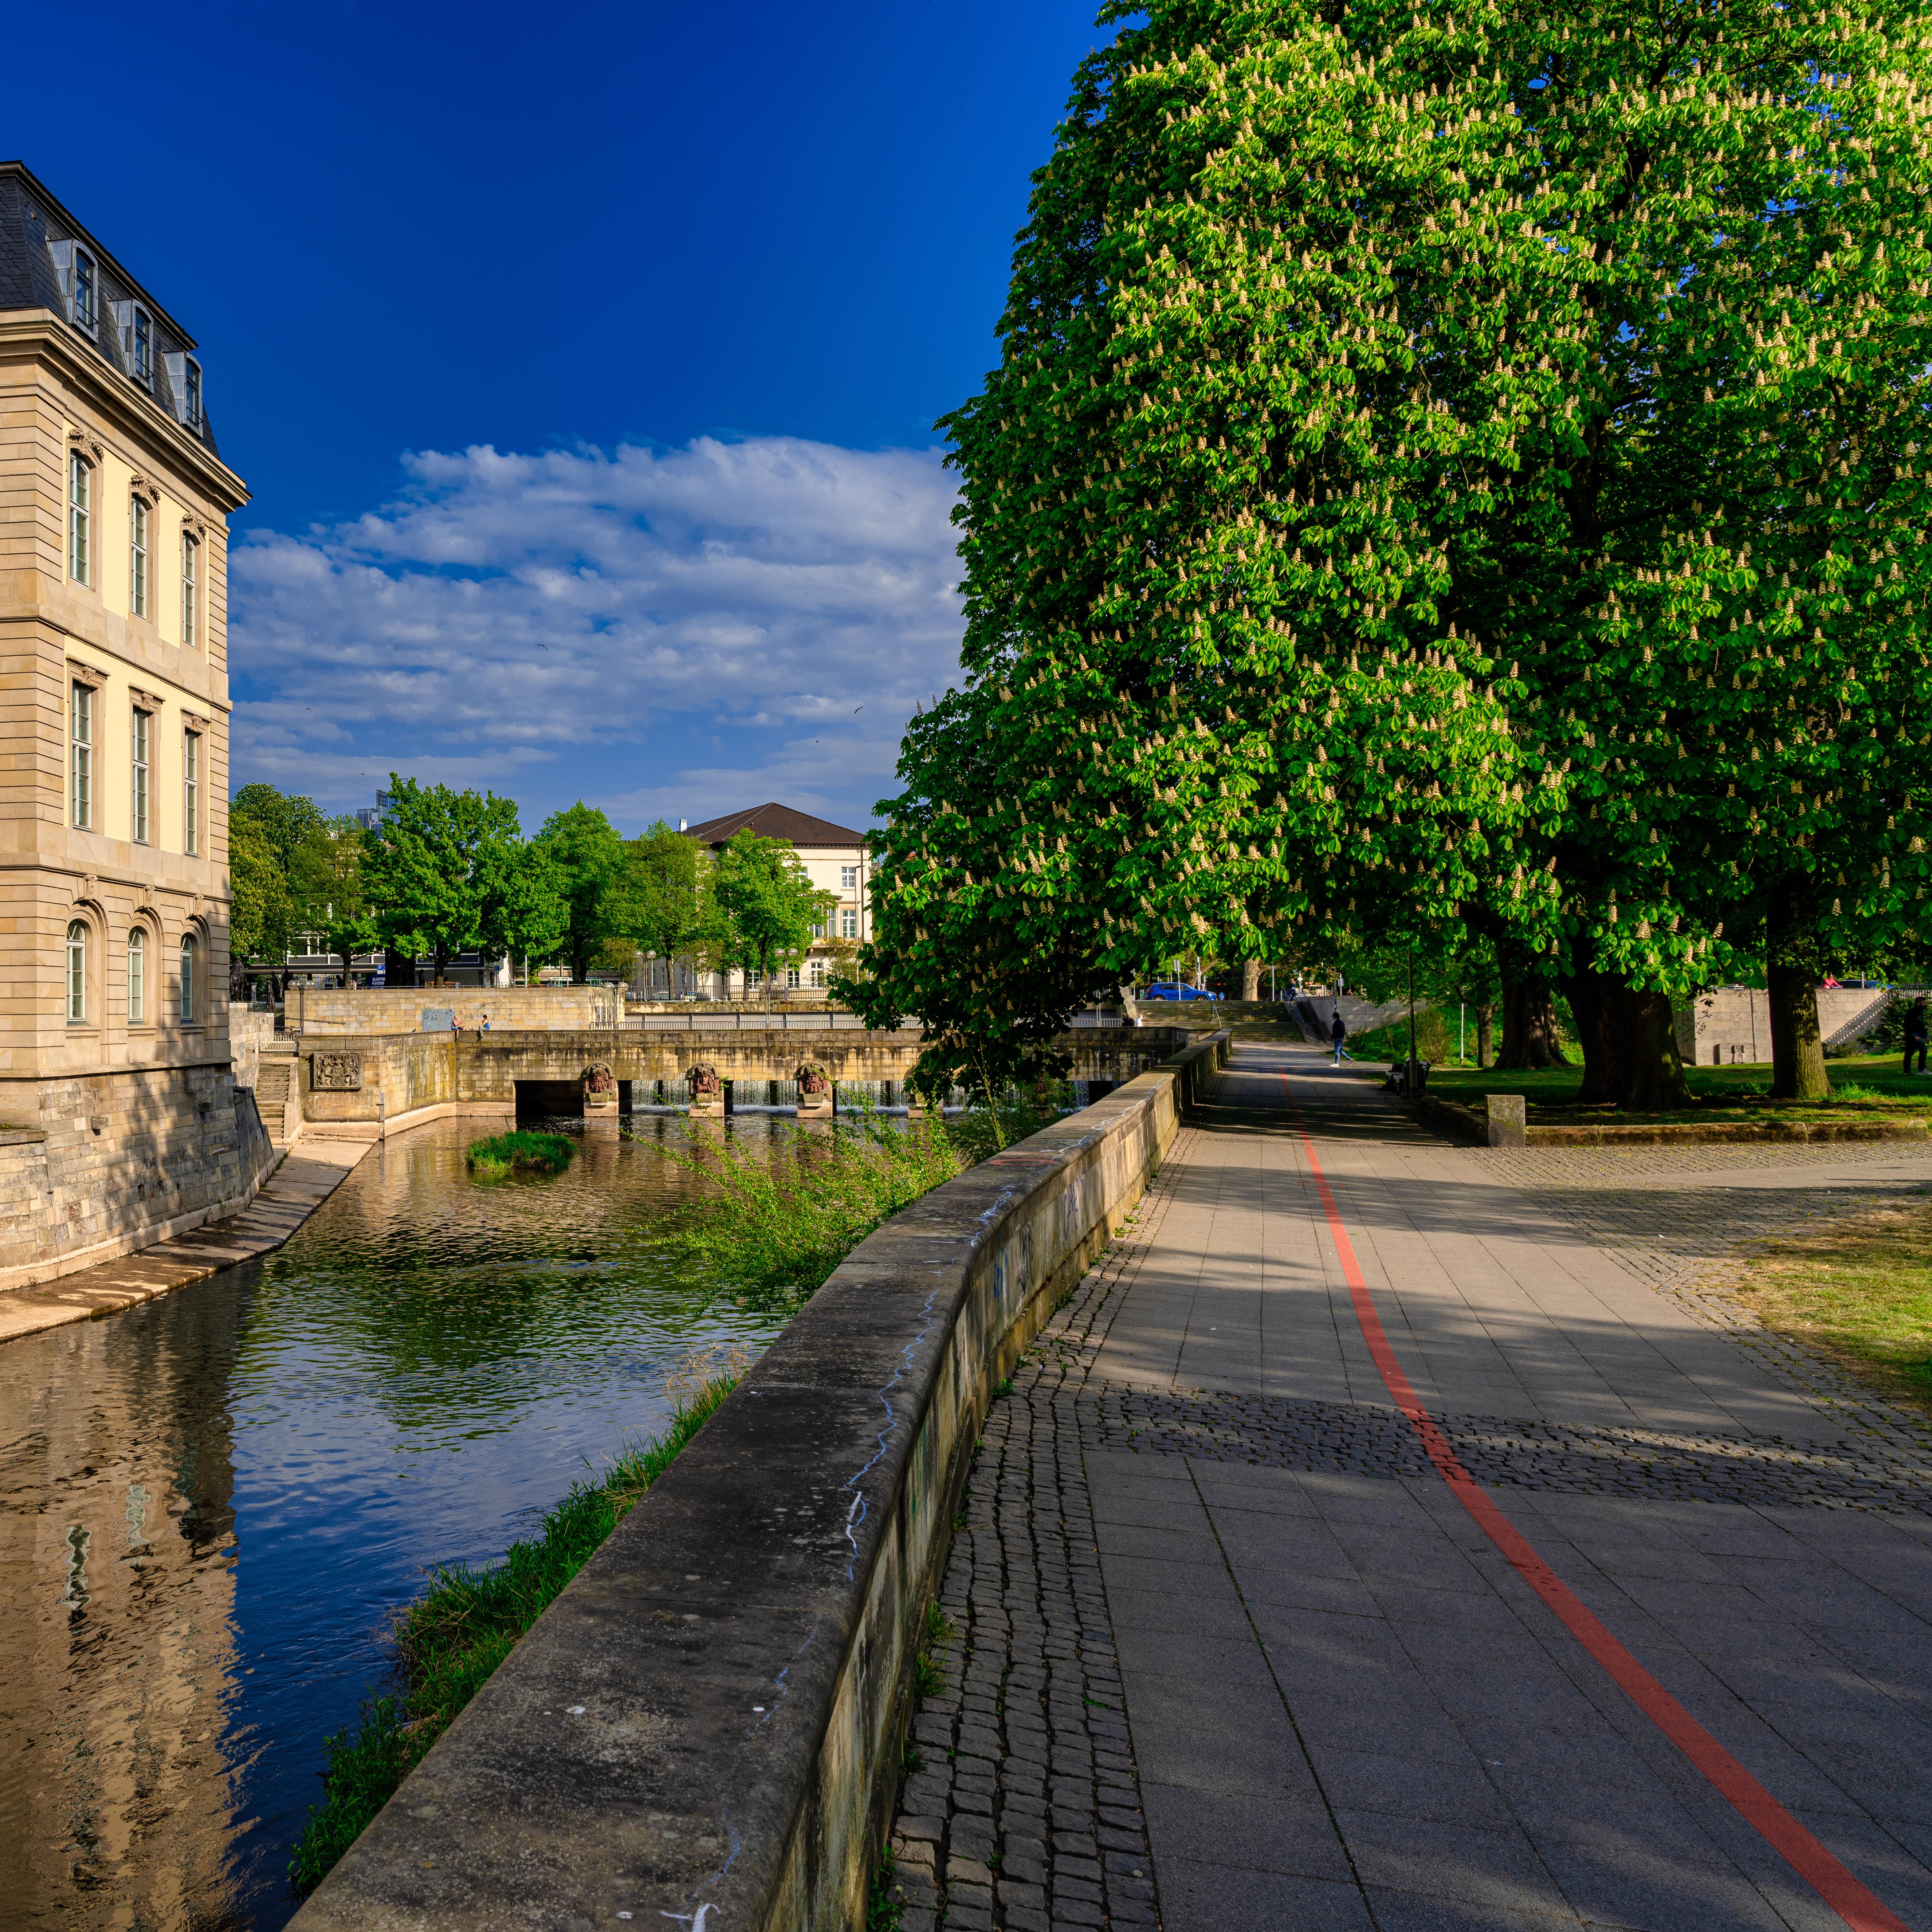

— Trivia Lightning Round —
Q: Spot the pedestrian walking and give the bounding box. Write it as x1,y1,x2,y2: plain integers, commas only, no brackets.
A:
1330,1010,1351,1065
1906,996,1928,1075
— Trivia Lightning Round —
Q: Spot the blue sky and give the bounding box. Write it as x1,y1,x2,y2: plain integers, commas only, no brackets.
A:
10,0,1126,833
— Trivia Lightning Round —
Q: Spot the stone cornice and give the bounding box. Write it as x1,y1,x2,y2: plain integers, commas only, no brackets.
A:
1,309,249,513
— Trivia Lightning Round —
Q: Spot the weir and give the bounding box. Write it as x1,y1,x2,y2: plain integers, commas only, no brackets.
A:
290,1025,1193,1140
288,1030,1230,1931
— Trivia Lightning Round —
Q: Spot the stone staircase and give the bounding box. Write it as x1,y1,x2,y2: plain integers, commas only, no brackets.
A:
255,1042,298,1144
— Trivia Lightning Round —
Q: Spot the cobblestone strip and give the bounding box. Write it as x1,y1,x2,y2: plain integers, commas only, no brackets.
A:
882,1138,1198,1931
1084,1385,1932,1511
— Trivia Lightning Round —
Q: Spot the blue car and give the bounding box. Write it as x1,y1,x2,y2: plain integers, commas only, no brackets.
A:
1144,982,1223,1002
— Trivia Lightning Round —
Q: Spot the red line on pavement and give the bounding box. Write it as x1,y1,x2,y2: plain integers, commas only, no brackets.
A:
1279,1071,1909,1932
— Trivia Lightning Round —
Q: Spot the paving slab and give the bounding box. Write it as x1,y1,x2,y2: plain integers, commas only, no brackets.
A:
883,1042,1932,1930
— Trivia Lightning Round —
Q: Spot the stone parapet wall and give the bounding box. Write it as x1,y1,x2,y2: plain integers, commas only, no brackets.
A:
228,1003,276,1089
287,985,617,1035
1673,986,1893,1067
0,1063,277,1291
289,1031,1232,1932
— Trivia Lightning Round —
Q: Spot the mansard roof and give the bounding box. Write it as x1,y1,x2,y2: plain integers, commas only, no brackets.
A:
0,161,220,457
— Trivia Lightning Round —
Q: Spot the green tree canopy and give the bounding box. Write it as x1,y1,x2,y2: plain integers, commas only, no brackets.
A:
480,841,570,974
531,802,629,981
619,820,707,973
856,0,1932,1107
227,811,292,987
361,775,527,981
712,832,835,1011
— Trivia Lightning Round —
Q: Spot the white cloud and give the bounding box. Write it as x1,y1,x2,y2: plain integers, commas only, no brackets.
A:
229,436,966,826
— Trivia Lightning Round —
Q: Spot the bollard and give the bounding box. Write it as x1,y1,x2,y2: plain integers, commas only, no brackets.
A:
1486,1092,1527,1148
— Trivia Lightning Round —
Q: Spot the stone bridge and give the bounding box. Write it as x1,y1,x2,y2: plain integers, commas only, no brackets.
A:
294,1025,1193,1138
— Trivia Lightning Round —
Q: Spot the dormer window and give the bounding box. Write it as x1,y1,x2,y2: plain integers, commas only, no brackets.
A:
72,250,96,334
133,308,153,388
184,360,202,431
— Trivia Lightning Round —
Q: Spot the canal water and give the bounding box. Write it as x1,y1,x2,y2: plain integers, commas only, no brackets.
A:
0,1115,797,1931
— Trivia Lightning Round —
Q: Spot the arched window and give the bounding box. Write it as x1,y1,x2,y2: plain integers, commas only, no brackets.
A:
67,921,88,1024
128,927,146,1026
178,933,196,1023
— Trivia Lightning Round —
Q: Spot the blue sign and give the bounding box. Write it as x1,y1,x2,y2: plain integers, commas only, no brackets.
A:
421,1008,456,1032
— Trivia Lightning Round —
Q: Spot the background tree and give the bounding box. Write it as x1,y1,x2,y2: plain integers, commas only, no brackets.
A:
361,775,526,983
480,840,570,981
229,784,338,995
619,820,707,990
711,832,834,1012
531,802,629,983
227,812,292,998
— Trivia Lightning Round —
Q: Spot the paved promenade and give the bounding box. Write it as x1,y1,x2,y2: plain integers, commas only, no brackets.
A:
886,1042,1932,1931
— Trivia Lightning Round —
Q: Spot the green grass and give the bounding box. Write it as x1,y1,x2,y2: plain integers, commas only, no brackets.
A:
465,1129,574,1177
1737,1201,1932,1418
287,1362,743,1895
1421,1053,1932,1124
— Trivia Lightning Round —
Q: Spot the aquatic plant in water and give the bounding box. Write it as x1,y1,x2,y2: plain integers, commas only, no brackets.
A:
465,1130,574,1177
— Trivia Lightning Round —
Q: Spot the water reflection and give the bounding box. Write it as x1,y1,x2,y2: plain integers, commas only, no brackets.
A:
0,1115,792,1929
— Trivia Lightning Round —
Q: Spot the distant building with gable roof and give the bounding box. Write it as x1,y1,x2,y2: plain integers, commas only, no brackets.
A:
649,802,870,999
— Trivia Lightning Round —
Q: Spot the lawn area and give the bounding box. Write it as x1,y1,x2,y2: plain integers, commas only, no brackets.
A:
1733,1201,1932,1421
1419,1053,1932,1126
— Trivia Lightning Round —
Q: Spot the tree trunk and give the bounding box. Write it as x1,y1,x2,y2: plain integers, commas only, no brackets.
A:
1475,1003,1494,1069
1241,957,1261,1002
1497,979,1565,1068
385,945,416,989
1767,879,1829,1102
1564,965,1692,1110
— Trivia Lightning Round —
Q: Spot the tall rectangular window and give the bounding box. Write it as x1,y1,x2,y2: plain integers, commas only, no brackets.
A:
184,361,202,431
72,250,95,333
70,682,92,829
130,497,148,617
68,453,90,583
840,864,859,891
840,907,858,940
182,730,200,855
181,534,198,646
131,708,150,843
128,927,146,1025
133,309,153,388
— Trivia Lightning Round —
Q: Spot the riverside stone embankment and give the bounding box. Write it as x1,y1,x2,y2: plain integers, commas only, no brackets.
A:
288,1031,1231,1932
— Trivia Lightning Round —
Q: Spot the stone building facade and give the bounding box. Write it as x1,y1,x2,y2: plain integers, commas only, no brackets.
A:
0,162,265,1290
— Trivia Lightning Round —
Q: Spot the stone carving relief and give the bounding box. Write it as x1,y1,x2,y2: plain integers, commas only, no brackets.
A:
311,1051,364,1091
584,1063,616,1096
794,1063,832,1097
685,1062,721,1097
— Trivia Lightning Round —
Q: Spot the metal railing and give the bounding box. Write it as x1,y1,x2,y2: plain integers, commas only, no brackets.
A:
624,1010,882,1032
622,1008,1138,1033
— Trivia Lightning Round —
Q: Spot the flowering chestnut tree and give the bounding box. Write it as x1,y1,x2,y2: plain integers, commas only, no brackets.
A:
852,0,1932,1107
